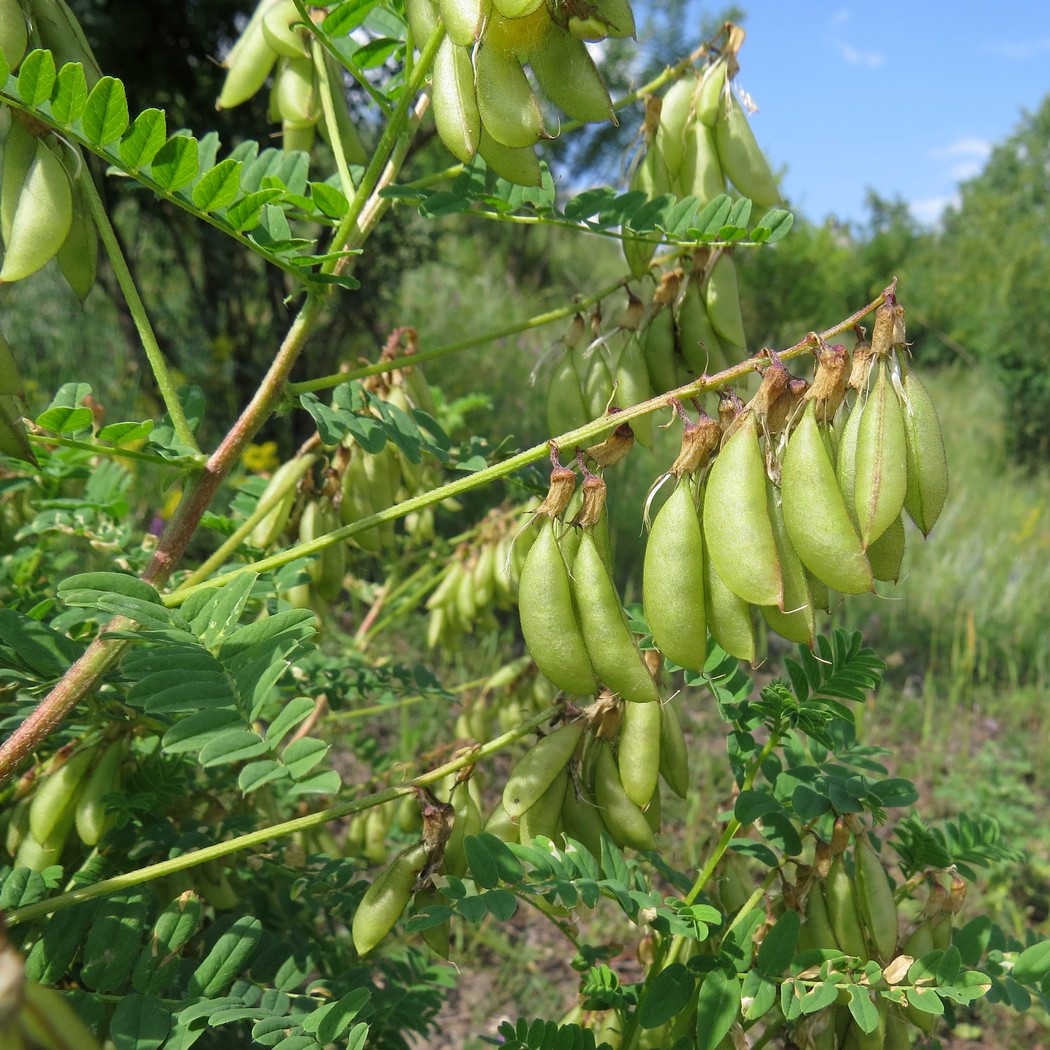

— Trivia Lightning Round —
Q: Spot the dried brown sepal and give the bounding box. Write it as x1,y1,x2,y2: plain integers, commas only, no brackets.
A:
829,815,851,855
947,873,967,914
870,293,907,358
414,786,455,886
571,466,609,529
618,288,646,331
587,691,622,739
670,408,722,476
766,376,809,436
583,417,635,469
717,387,746,434
651,268,683,311
805,337,849,423
561,312,586,349
748,352,791,422
848,324,876,392
536,446,578,520
921,880,950,920
641,92,662,144
812,839,833,879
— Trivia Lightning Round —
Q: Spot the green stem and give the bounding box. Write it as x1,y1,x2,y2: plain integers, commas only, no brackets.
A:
79,169,202,458
288,274,629,395
26,432,191,468
311,37,355,199
5,704,558,926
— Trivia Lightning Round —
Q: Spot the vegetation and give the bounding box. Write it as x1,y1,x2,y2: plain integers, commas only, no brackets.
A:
0,2,1049,1050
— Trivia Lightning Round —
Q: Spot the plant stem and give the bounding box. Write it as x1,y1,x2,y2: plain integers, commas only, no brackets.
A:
79,170,202,458
26,432,191,468
311,37,355,199
5,704,559,925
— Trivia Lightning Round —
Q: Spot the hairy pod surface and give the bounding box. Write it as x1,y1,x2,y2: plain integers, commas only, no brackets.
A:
438,0,489,45
642,478,706,672
702,516,757,663
502,720,585,820
351,841,428,956
518,766,568,846
853,834,899,962
761,480,816,645
477,128,542,186
694,57,727,127
900,366,949,535
854,359,908,548
703,412,782,608
797,882,840,953
617,699,662,808
866,511,905,583
432,38,481,163
781,402,873,594
714,88,780,209
517,517,596,696
835,393,863,517
572,528,660,704
679,119,725,204
593,740,656,851
654,74,697,180
217,11,278,109
473,44,544,148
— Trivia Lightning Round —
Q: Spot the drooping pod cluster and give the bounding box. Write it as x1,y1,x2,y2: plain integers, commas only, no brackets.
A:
407,0,630,186
483,692,688,855
624,22,781,278
787,817,964,1048
517,450,660,704
452,654,557,741
2,735,128,871
424,502,538,651
216,0,367,163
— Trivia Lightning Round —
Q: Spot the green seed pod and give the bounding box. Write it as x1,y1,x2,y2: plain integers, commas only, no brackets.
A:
703,412,782,608
560,781,604,857
438,0,489,45
217,11,278,109
351,841,428,956
477,128,542,186
797,882,840,953
617,699,662,808
474,43,544,148
483,799,520,843
0,0,28,70
702,520,757,663
573,529,660,704
273,56,318,124
900,365,949,536
654,73,697,181
853,833,899,963
544,344,590,436
842,994,887,1050
528,22,614,124
823,855,869,959
27,745,95,847
502,720,585,820
677,271,729,376
73,738,125,847
56,175,99,303
443,783,483,876
761,480,816,646
713,88,780,210
518,766,568,846
901,918,934,959
593,740,655,852
781,401,873,594
642,301,678,393
261,0,310,58
866,511,905,583
642,478,706,672
694,56,727,127
835,393,863,516
854,359,908,548
1,119,37,246
658,698,690,799
517,517,596,696
613,333,654,447
405,0,439,42
703,252,746,351
678,120,725,203
0,137,73,283
432,37,481,163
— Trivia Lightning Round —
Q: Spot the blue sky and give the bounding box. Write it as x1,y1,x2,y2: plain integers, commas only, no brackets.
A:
693,1,1050,227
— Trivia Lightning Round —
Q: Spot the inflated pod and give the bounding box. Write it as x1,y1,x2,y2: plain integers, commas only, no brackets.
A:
761,480,815,646
560,781,604,857
572,529,660,704
658,699,690,799
854,359,908,548
27,744,94,846
518,766,568,846
528,23,614,123
694,56,727,127
477,129,542,186
853,833,899,962
432,37,481,163
502,720,585,820
438,0,489,45
679,120,725,203
900,365,949,535
713,88,780,210
703,411,782,609
473,43,544,147
73,737,125,846
643,303,679,394
56,175,99,302
866,511,905,583
781,401,873,594
593,741,655,851
613,333,654,447
443,783,483,877
842,994,887,1050
517,516,597,696
823,855,868,959
642,477,706,672
703,252,747,351
351,841,428,955
702,526,756,663
677,273,728,376
653,73,697,181
0,0,27,69
835,393,863,516
796,882,839,953
617,699,662,808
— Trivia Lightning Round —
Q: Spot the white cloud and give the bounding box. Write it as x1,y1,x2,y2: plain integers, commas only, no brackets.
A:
828,38,884,68
909,196,957,227
984,37,1050,60
928,138,992,181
